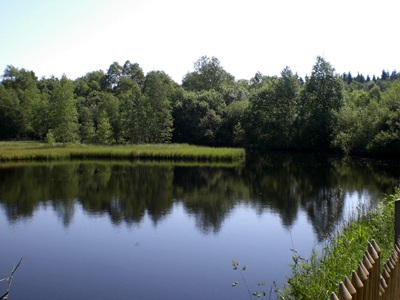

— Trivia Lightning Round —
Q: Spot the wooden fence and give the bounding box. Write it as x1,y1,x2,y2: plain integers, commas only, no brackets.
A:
331,199,400,300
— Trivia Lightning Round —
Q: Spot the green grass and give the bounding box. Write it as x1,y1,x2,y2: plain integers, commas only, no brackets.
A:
0,159,244,169
279,189,397,299
0,142,245,162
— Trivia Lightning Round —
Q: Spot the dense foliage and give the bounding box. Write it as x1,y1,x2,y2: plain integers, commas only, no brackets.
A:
1,56,399,156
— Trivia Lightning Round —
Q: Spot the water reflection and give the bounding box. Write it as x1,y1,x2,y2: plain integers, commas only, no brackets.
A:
174,167,248,234
0,154,399,241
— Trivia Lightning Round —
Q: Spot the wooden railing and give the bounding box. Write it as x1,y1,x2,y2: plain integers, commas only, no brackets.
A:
331,199,400,300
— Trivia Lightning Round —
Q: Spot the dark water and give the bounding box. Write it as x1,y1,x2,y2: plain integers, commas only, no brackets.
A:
0,153,399,299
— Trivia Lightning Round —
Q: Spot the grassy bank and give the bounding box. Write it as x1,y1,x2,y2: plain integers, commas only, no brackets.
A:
0,142,245,162
279,189,397,299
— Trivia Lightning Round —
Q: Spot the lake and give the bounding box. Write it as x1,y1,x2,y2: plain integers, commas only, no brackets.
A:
0,153,399,299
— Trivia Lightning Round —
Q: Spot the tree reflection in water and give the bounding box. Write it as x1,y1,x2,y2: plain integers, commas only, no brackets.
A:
0,154,399,241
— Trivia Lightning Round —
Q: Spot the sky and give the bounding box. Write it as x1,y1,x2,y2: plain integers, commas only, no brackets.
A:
1,0,399,83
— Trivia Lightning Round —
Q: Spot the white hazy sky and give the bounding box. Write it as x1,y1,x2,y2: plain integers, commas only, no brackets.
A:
1,0,399,83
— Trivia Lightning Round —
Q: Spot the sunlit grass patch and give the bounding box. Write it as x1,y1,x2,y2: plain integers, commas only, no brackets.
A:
0,142,245,162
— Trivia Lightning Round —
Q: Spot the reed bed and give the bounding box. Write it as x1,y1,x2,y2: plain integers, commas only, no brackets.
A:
0,142,245,162
0,159,244,169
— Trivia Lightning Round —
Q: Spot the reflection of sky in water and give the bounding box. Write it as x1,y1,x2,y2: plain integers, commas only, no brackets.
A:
342,191,373,221
0,201,317,300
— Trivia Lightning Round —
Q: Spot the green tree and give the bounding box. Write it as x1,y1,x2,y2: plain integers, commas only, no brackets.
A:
104,62,123,91
332,88,385,155
369,84,382,101
74,70,106,98
182,56,234,92
104,61,145,93
142,71,174,143
120,80,146,143
370,80,400,155
115,76,138,96
30,91,50,140
220,99,249,146
242,79,279,149
98,92,121,143
172,89,225,145
220,79,249,104
50,76,79,143
275,67,300,147
1,65,45,139
381,70,389,81
248,72,277,91
78,105,95,143
95,110,113,144
0,85,22,139
297,56,343,150
243,68,301,149
122,60,145,86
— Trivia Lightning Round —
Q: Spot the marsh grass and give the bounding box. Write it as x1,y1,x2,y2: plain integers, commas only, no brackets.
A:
279,190,397,299
0,160,244,169
0,142,245,162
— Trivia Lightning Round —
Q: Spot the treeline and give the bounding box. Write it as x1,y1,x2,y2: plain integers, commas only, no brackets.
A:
0,56,399,156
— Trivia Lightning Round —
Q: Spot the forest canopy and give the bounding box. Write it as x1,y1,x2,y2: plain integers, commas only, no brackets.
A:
1,56,399,157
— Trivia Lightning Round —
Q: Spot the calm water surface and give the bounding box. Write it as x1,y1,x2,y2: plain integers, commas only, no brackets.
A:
0,153,399,299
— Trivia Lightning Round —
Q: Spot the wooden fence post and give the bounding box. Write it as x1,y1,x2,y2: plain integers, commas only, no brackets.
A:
338,282,352,300
357,262,368,299
363,254,373,300
382,266,391,300
351,270,363,300
379,276,387,299
395,199,400,245
331,199,400,299
368,242,379,300
390,255,398,299
385,259,395,299
392,249,400,299
331,292,340,300
344,276,356,298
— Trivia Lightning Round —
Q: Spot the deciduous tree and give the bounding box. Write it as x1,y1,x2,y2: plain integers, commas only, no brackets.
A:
297,56,343,149
142,71,174,143
182,56,234,92
50,76,79,143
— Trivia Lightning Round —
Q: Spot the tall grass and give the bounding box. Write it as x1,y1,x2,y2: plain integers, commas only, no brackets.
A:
0,142,245,162
0,159,243,169
279,189,397,299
